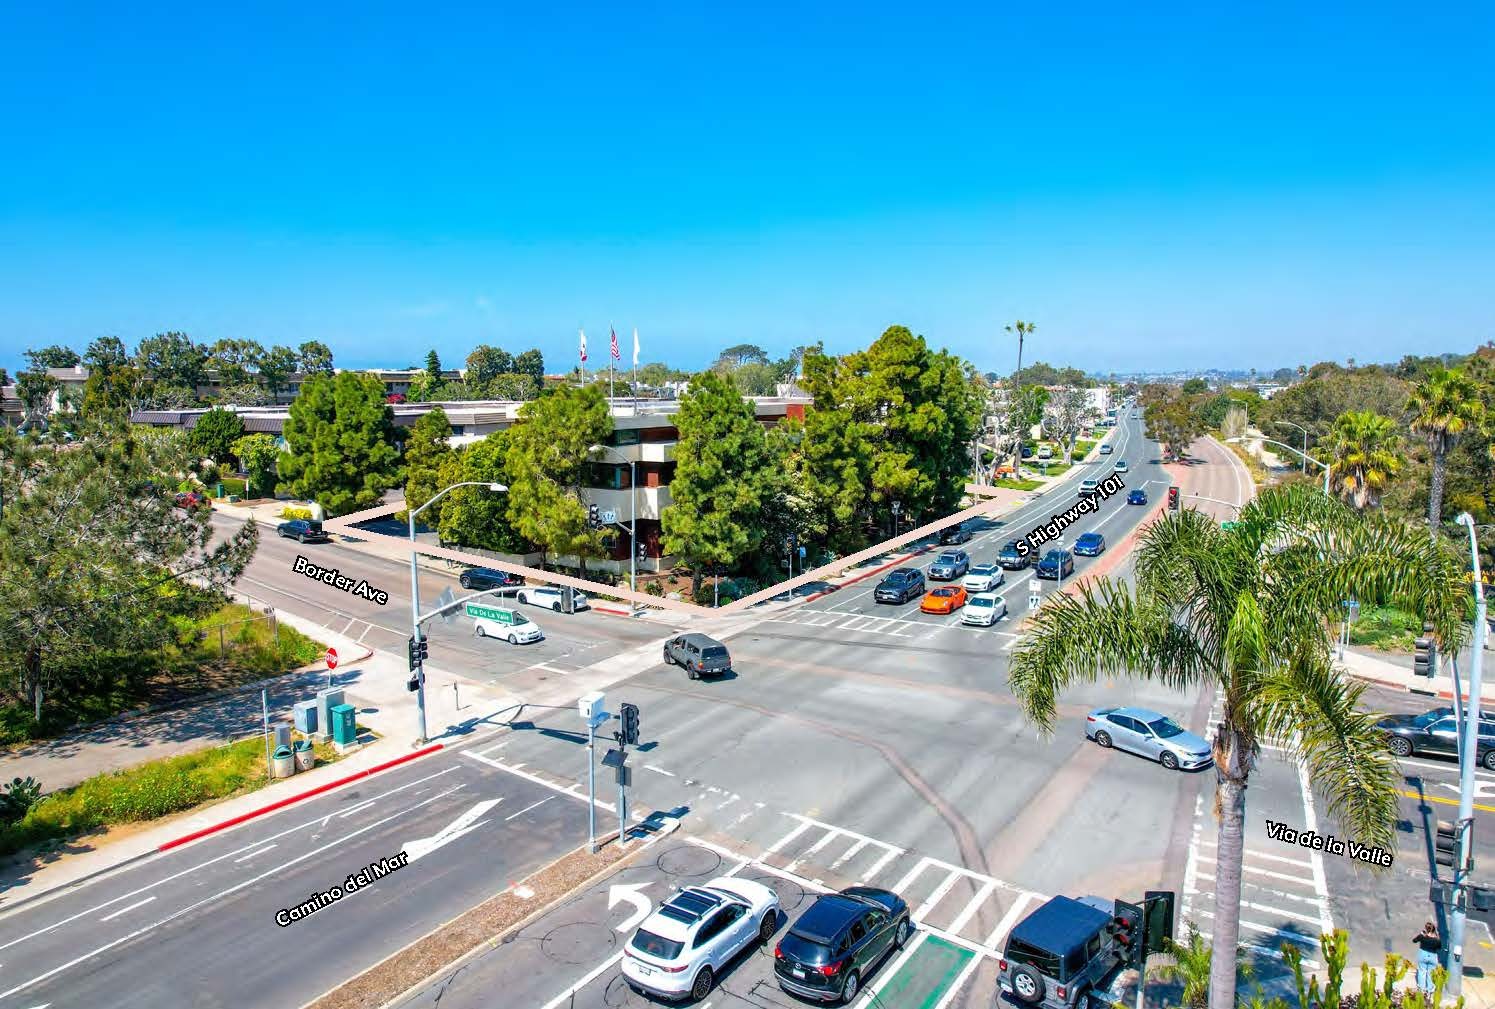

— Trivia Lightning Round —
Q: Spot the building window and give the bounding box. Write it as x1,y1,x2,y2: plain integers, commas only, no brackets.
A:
609,429,641,446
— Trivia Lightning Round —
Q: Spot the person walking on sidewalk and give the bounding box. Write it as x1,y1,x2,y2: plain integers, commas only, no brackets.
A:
1413,921,1442,996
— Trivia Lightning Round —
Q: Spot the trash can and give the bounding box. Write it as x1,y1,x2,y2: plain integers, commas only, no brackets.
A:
293,739,315,772
293,699,318,735
330,704,357,746
271,744,295,778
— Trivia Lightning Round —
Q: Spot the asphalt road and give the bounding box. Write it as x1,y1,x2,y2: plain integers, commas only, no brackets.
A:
212,510,663,688
0,747,584,1008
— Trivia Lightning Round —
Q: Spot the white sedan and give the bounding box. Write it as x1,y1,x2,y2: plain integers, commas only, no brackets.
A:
515,586,590,612
963,564,1005,593
962,592,1009,626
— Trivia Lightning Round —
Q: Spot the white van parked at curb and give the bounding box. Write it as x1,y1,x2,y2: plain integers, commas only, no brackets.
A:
467,601,544,644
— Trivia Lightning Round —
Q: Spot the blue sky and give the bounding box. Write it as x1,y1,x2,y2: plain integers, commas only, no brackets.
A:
2,3,1492,376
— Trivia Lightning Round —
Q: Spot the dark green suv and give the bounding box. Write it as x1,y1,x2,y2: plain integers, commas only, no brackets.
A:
998,895,1123,1009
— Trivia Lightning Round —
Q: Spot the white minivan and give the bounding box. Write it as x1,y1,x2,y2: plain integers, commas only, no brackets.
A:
466,601,544,644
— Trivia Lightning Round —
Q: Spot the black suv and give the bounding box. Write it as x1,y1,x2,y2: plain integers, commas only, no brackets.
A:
774,887,910,1004
938,522,973,545
1034,549,1074,580
277,519,329,543
874,568,925,604
997,540,1031,570
458,566,525,591
999,895,1124,1009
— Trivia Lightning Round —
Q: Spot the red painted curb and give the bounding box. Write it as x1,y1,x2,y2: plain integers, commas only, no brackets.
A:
157,742,445,852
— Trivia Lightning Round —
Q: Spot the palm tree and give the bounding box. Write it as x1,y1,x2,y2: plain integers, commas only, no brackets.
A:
1008,484,1468,1009
1150,923,1253,1009
1407,366,1487,531
1005,320,1037,469
1327,410,1403,509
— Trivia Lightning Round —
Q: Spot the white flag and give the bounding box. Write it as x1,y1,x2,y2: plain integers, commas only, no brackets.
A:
632,327,640,367
578,327,588,363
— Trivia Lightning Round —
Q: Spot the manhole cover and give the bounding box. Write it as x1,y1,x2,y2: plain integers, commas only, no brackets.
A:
657,844,722,878
603,974,652,1007
541,921,615,964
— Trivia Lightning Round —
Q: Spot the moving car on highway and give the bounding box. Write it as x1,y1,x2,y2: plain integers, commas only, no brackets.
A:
1127,489,1148,505
774,887,911,1004
664,633,733,679
1086,706,1212,770
1114,460,1129,473
998,895,1125,1009
998,541,1031,570
458,566,525,591
1378,708,1495,769
962,592,1008,626
623,878,781,1002
1073,532,1105,557
1034,549,1074,580
938,522,973,545
277,518,329,543
1078,479,1101,496
516,585,589,611
920,585,967,614
1098,443,1113,455
874,567,925,604
928,550,970,581
963,563,1004,593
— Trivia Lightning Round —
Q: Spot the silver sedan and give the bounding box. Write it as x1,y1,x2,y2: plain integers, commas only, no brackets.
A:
1085,706,1213,771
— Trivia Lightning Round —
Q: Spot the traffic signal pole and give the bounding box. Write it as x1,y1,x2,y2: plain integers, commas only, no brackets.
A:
408,507,428,746
1449,513,1489,996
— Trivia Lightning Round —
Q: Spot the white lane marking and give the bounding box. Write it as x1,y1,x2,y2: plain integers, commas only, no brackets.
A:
1397,756,1495,780
933,951,986,1009
890,856,932,896
233,843,278,863
945,880,997,936
644,764,676,777
914,870,963,921
1296,744,1336,933
854,931,929,1007
857,846,904,885
98,896,156,922
505,797,554,821
764,819,814,855
830,837,869,869
1191,909,1317,949
983,892,1035,949
1192,871,1324,905
1195,838,1315,868
464,750,616,812
538,951,625,1009
1191,851,1315,886
0,785,465,1001
1192,893,1324,927
0,765,461,946
337,799,377,818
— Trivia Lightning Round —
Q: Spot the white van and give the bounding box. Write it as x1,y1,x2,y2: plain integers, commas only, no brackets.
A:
467,601,543,645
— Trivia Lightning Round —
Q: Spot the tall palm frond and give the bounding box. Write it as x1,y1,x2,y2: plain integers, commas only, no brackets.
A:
1327,410,1402,509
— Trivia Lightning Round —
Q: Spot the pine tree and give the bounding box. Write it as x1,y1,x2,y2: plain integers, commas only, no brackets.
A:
278,372,402,516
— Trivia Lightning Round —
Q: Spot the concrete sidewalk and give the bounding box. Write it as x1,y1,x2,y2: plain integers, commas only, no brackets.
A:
1339,645,1495,705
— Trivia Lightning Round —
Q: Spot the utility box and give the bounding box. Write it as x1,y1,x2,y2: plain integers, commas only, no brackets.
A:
272,724,292,749
330,703,357,746
316,689,345,740
578,691,605,723
293,699,318,735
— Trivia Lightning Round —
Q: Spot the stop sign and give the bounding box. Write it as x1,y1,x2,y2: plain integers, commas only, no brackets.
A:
326,647,339,670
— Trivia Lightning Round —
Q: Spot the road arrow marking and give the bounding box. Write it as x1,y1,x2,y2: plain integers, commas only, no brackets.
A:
1437,780,1495,800
609,882,654,933
402,799,501,862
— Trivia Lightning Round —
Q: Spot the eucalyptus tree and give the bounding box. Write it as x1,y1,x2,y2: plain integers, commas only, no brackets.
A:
1008,485,1467,1009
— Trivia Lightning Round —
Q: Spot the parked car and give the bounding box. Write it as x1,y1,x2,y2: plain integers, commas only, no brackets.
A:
174,490,208,510
998,895,1125,1009
516,586,589,611
963,563,1004,593
928,550,970,581
962,592,1008,626
277,518,329,543
458,566,525,591
1126,489,1148,506
623,878,780,1002
774,887,911,1004
1378,708,1495,769
1114,460,1129,473
920,585,967,614
470,603,544,644
1034,549,1074,580
664,633,733,679
1078,479,1101,497
874,568,925,604
997,541,1031,570
1086,706,1212,770
1073,532,1106,557
938,523,973,545
1098,444,1113,455
1037,445,1054,460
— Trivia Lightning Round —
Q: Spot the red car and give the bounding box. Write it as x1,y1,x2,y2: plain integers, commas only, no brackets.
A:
173,491,208,510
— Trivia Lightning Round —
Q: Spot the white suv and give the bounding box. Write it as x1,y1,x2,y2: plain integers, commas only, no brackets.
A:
516,586,590,612
622,877,780,1002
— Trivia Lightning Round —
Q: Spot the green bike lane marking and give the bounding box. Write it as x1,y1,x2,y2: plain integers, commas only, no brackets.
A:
862,933,978,1009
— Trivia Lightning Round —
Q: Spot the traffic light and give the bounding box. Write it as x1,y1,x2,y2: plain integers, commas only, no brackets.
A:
406,635,428,671
620,702,640,746
1143,891,1175,955
636,538,648,563
1414,624,1438,678
1167,486,1180,511
406,670,425,692
588,502,601,529
1435,818,1472,872
1110,899,1145,970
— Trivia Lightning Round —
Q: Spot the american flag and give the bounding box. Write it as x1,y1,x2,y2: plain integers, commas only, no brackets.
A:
609,327,621,361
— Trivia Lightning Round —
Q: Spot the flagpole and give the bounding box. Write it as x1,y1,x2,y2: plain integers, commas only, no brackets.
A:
609,322,615,404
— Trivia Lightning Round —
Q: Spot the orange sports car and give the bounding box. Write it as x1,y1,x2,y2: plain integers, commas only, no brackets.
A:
920,585,967,614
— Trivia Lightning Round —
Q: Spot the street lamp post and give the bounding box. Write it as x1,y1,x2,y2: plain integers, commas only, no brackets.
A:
891,499,902,538
408,481,506,746
1274,420,1310,474
591,445,638,596
1228,435,1330,495
1448,512,1489,997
